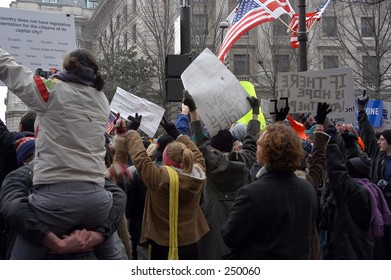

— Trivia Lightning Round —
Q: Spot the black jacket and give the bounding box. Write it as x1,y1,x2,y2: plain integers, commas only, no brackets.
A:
222,168,318,259
0,164,126,259
324,141,373,259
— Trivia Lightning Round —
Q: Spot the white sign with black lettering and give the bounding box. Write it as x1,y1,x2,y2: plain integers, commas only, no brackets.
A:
277,68,356,124
110,87,165,138
0,7,76,72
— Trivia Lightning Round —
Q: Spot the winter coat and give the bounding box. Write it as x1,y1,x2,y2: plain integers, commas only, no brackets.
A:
222,167,318,259
190,119,259,260
0,163,126,259
127,132,209,247
323,141,374,259
0,49,110,186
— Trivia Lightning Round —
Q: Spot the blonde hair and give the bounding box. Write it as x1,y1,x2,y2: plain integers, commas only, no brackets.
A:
165,141,194,173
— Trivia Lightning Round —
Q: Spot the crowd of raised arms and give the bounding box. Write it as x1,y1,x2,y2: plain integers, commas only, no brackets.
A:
0,47,390,260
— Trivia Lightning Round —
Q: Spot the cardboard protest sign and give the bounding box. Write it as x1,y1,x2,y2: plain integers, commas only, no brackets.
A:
181,48,251,137
110,87,165,137
277,68,356,124
0,8,76,71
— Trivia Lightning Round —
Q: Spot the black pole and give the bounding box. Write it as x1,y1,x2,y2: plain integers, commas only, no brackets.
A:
298,0,307,72
180,0,191,54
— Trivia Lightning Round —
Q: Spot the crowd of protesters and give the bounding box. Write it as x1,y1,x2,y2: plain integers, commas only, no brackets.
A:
1,46,391,260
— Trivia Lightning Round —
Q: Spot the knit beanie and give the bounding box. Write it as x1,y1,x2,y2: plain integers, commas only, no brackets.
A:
210,129,234,152
15,137,35,166
381,130,391,144
346,156,371,179
230,122,247,143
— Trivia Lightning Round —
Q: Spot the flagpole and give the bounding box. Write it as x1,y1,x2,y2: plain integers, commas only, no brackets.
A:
298,0,307,72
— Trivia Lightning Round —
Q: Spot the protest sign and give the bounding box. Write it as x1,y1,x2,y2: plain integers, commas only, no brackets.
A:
277,68,356,124
374,101,391,132
110,87,165,137
355,100,382,128
181,48,251,137
0,8,76,72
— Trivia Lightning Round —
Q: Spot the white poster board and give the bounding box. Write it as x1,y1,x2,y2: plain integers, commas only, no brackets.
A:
110,87,165,138
0,7,76,72
181,48,251,137
277,68,356,124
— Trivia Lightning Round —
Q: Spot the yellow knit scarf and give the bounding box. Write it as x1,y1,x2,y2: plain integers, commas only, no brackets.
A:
165,166,179,260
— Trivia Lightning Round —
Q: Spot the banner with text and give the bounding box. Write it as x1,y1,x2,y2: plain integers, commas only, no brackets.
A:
374,101,391,132
110,87,165,138
277,68,356,124
0,7,76,72
356,99,383,128
181,48,251,137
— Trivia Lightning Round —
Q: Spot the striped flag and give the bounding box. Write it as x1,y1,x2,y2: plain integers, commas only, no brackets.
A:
106,112,116,134
217,0,294,62
288,0,332,48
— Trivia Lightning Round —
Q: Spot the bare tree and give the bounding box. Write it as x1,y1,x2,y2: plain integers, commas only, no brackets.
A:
330,0,391,99
191,0,229,55
91,0,154,102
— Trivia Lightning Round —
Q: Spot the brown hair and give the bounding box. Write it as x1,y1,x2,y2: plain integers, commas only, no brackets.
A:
63,48,104,90
165,141,194,173
257,123,304,172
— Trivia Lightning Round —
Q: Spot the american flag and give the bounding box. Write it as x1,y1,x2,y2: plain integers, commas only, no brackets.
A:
106,112,116,134
217,0,294,62
288,0,331,48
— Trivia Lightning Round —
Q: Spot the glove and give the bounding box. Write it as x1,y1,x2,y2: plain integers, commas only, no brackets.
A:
183,90,197,112
275,107,290,122
315,102,332,125
341,130,358,148
324,125,338,143
127,113,142,131
246,96,260,115
160,117,180,139
357,90,369,112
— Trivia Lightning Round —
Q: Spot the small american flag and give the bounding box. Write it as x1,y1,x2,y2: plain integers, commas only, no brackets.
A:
106,112,116,135
217,0,294,62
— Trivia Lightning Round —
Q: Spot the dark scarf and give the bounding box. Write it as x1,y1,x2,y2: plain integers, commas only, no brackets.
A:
353,178,391,238
51,67,96,88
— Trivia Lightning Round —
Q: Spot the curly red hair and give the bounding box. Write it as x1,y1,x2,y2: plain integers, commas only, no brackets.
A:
257,124,304,171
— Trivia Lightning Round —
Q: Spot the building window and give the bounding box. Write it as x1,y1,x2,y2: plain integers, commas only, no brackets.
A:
42,0,58,3
86,0,99,8
274,54,290,73
323,55,338,69
123,4,128,22
322,16,337,37
193,14,207,35
233,54,249,76
132,24,137,44
132,0,137,14
273,19,288,37
361,17,374,38
124,32,128,50
363,55,377,84
116,14,121,29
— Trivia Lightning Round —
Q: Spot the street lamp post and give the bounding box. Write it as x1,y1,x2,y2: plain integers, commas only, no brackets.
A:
219,20,229,46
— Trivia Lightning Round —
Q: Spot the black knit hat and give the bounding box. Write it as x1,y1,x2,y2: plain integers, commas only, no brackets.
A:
210,129,234,152
381,129,391,144
346,156,371,179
